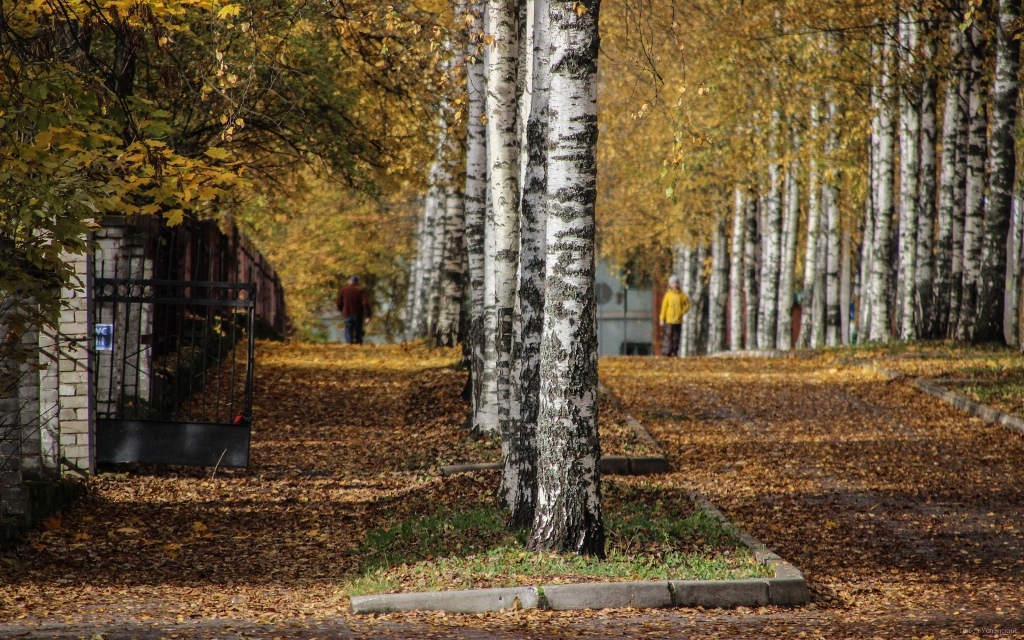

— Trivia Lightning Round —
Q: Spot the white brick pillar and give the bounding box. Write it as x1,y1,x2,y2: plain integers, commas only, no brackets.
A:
55,249,94,474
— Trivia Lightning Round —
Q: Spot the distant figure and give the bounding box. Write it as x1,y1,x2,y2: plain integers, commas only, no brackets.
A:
659,275,690,356
336,276,371,344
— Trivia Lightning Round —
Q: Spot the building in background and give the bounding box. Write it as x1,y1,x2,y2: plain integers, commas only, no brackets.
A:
596,260,653,356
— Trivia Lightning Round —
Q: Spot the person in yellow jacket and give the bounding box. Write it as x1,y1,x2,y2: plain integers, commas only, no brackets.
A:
659,275,690,356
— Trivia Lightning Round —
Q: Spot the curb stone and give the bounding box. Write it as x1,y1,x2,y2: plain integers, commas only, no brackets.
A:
350,587,539,614
914,378,1024,437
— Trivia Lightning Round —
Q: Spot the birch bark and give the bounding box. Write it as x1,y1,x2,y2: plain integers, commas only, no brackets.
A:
529,0,604,557
435,186,467,347
799,108,821,348
977,0,1021,342
948,72,970,339
869,36,895,342
934,23,967,338
825,169,842,347
679,245,694,356
505,0,550,528
757,118,783,349
463,0,490,430
743,192,760,349
729,187,745,350
956,23,987,341
777,146,799,351
708,217,728,353
486,0,520,437
840,231,852,344
1005,197,1021,345
896,12,920,340
915,27,938,338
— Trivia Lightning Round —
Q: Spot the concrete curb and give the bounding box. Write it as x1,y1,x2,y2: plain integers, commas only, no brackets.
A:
351,587,539,614
441,380,670,477
914,378,1024,437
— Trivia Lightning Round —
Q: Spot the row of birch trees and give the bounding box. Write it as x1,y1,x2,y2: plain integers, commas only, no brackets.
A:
406,0,607,555
597,0,1022,356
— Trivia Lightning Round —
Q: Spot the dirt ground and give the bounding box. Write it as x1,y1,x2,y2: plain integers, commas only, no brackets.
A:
1,344,1021,639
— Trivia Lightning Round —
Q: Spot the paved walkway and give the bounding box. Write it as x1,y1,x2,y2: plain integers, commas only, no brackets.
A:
0,348,1021,639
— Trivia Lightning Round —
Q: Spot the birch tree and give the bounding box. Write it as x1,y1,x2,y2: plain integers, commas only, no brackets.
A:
463,0,490,429
868,35,895,342
976,0,1021,342
729,187,745,350
757,119,783,349
744,191,760,349
529,0,604,557
708,217,728,353
956,22,987,341
914,23,938,337
777,139,799,350
505,0,551,529
896,11,920,341
799,107,822,348
486,0,521,436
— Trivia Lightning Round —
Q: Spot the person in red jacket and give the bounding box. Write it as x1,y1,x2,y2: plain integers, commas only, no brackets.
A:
336,276,371,344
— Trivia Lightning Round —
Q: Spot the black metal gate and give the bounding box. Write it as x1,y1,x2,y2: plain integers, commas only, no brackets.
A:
92,223,255,468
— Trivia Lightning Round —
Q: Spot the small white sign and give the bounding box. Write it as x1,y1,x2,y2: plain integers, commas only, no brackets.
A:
95,324,114,351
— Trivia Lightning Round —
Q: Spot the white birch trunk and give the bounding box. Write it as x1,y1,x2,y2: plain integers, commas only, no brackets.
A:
777,145,799,351
915,26,938,337
729,187,745,350
529,0,604,557
957,22,986,341
757,117,783,349
824,170,842,347
869,36,895,342
505,0,549,528
708,217,728,353
799,107,822,348
486,0,520,437
896,11,920,340
978,0,1021,342
949,72,970,339
691,244,708,355
1005,196,1021,345
743,192,760,349
840,231,852,344
435,186,467,347
812,225,827,348
934,23,967,338
463,0,490,431
679,245,694,356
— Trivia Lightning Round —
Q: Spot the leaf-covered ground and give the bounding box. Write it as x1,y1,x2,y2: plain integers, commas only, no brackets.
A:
1,343,1022,639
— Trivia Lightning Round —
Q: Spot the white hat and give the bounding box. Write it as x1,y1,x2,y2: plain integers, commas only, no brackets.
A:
668,275,679,286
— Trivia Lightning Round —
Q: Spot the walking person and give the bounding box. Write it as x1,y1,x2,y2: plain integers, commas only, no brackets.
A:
336,276,371,344
659,275,690,356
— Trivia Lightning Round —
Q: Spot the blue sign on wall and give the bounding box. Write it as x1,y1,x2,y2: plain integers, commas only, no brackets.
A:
95,324,113,351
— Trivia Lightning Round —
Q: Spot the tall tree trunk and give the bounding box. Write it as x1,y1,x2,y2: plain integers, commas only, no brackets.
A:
777,142,799,350
977,0,1021,342
529,0,604,557
1005,197,1022,345
758,117,783,349
915,26,938,338
463,0,490,432
869,35,896,342
956,22,987,341
708,217,728,353
824,171,842,347
486,0,520,439
506,0,550,529
948,70,970,339
896,11,921,340
436,186,467,346
743,191,760,349
679,245,694,356
935,22,967,338
799,122,821,349
692,244,709,355
840,231,852,344
729,187,745,350
812,225,827,348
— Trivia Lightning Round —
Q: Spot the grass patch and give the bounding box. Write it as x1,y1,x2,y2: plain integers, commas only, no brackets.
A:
345,478,770,596
950,367,1024,418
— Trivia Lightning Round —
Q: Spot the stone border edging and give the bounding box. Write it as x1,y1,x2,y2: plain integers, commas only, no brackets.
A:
349,493,810,614
914,378,1024,437
440,381,670,477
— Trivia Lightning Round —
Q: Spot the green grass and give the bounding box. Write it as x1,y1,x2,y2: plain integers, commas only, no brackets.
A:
344,481,770,596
